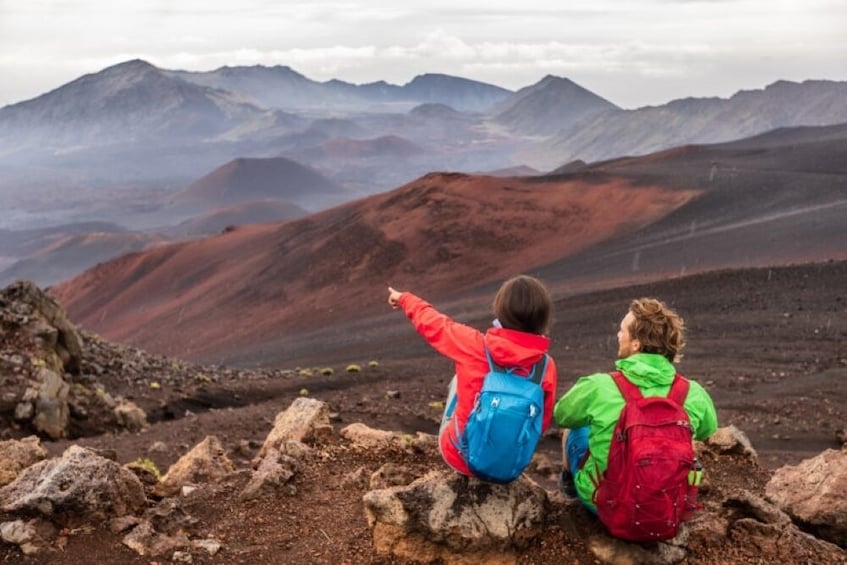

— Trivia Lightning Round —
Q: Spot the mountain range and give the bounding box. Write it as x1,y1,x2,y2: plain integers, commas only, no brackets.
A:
2,60,845,200
1,59,846,293
167,65,512,113
531,79,847,168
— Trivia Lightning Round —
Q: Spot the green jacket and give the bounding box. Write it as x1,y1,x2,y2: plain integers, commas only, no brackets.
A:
553,353,718,511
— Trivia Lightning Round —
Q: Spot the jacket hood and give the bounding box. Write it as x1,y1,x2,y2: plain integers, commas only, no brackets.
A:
614,353,676,386
483,327,549,369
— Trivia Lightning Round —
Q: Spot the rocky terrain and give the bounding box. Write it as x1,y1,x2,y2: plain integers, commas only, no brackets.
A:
0,260,845,563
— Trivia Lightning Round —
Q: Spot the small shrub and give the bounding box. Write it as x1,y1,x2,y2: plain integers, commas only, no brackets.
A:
299,388,309,397
368,360,379,368
195,373,211,383
149,382,161,390
298,368,313,377
320,367,334,376
346,364,362,373
131,457,162,480
428,401,444,410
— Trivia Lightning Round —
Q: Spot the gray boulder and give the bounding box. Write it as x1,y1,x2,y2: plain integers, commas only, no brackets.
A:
122,520,190,557
155,435,236,497
0,436,47,486
32,368,70,439
113,400,148,432
0,281,82,374
706,425,758,464
240,446,299,501
765,447,847,547
0,519,52,556
340,422,399,449
363,470,548,563
258,397,334,458
0,445,145,527
722,491,845,560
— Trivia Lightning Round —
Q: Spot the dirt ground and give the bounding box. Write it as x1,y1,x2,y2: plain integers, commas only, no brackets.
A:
2,260,846,563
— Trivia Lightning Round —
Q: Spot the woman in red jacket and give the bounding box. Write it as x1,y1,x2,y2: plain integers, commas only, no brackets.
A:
387,275,558,477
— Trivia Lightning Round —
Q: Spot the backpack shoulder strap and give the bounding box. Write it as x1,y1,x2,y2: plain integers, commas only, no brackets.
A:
667,373,690,406
484,346,499,372
484,347,548,384
609,370,642,402
528,354,549,385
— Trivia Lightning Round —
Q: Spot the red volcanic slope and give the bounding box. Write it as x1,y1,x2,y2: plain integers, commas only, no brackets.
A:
51,172,698,361
530,123,847,294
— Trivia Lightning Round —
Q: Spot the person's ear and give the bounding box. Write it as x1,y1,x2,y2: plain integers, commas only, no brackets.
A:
631,339,642,354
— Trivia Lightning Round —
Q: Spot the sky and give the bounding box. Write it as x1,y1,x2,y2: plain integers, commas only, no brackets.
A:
1,0,846,109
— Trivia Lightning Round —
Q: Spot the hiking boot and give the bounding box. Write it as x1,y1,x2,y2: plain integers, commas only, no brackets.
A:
558,470,578,499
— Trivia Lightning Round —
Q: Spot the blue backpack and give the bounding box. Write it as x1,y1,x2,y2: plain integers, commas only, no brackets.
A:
458,348,549,483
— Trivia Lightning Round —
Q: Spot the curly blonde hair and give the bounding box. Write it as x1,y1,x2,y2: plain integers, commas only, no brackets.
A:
628,298,685,362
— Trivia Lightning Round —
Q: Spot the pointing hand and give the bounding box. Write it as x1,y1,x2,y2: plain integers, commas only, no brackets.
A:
387,286,403,309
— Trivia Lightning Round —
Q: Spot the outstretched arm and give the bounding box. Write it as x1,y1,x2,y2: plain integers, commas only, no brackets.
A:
388,287,483,362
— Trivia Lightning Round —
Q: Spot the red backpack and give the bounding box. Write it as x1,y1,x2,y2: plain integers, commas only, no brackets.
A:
593,371,697,542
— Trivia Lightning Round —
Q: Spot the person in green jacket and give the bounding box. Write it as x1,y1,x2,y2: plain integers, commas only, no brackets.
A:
554,297,718,512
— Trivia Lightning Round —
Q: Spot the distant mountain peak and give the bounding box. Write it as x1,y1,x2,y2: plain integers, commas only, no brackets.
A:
530,75,596,95
323,78,354,87
538,74,573,84
409,102,460,117
214,63,303,77
767,79,796,89
0,57,272,149
397,73,511,112
110,58,157,69
406,72,453,82
100,59,160,75
174,156,346,210
491,75,619,135
84,59,167,89
404,73,507,90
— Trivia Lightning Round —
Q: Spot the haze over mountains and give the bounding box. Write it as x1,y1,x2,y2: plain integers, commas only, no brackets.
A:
2,60,845,200
1,58,846,295
166,65,512,113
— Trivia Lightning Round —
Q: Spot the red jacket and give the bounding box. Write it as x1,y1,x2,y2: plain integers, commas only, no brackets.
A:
398,292,558,476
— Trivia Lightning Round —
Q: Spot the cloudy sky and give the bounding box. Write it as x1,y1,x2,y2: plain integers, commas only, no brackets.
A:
1,0,845,109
